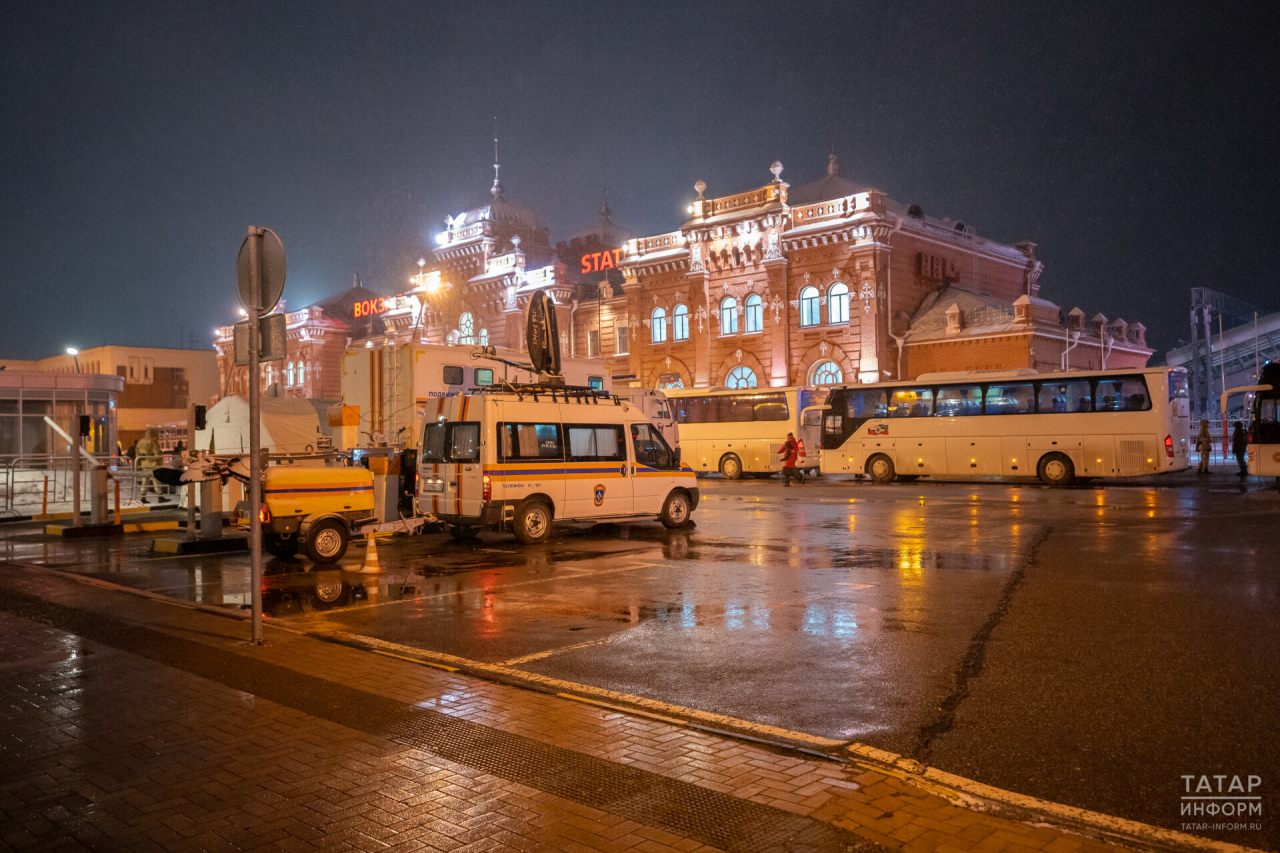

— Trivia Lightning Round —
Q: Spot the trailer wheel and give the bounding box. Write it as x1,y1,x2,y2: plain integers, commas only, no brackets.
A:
265,532,298,559
305,519,349,564
514,500,553,545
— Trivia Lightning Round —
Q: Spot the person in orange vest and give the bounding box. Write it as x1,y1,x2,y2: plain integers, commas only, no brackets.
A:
780,432,806,487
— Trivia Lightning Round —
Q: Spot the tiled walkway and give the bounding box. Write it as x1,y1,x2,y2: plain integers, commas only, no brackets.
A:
0,562,1148,853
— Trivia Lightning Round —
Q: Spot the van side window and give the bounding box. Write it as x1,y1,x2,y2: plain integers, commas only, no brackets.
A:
497,423,563,462
474,368,494,386
447,423,480,462
631,423,674,469
566,425,626,462
587,376,604,390
442,365,464,386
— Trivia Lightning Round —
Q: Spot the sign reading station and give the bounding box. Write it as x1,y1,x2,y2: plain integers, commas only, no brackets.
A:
581,249,624,274
354,297,393,318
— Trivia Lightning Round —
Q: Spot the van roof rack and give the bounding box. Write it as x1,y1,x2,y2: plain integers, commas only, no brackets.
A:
470,382,623,405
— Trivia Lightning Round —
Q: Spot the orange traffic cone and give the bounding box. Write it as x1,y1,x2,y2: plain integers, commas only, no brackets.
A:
360,537,384,573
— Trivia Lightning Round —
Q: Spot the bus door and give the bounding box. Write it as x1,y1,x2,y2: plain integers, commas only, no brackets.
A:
445,396,484,518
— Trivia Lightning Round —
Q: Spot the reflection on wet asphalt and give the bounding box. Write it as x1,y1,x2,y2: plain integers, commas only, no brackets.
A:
2,474,1277,846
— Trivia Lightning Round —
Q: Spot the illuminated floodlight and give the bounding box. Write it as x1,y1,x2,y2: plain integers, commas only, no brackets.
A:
435,233,448,245
65,347,78,356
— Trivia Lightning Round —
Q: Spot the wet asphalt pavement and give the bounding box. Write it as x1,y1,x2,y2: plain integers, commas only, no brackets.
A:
1,471,1277,849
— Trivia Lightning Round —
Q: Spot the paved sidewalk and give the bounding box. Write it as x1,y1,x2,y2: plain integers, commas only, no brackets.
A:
0,562,1189,853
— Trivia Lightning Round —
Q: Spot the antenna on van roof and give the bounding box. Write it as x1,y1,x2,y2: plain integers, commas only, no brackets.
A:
525,288,564,386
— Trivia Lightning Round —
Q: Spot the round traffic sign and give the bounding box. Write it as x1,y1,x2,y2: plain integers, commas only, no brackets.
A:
236,228,287,312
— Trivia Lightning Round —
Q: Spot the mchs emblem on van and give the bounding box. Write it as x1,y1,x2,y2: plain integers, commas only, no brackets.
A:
593,484,606,507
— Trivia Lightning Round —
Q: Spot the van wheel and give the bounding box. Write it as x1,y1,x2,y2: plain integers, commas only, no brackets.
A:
305,520,349,564
867,454,896,484
265,532,298,559
514,500,553,545
720,454,743,480
1037,453,1076,487
660,491,692,528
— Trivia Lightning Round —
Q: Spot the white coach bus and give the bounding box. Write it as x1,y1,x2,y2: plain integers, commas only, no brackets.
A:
819,367,1191,486
663,386,825,479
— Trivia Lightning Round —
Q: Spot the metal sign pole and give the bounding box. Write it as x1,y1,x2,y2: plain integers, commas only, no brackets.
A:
248,226,264,644
71,425,82,526
186,403,196,540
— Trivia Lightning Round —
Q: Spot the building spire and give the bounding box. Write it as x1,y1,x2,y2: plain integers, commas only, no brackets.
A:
491,117,503,200
828,151,839,177
601,186,612,221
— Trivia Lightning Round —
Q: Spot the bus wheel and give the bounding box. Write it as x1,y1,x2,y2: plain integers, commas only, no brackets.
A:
1037,453,1076,487
514,500,553,545
265,532,298,559
720,454,743,480
305,520,349,564
867,454,896,484
659,490,692,528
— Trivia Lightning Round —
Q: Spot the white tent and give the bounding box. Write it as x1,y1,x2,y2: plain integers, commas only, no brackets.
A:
195,395,329,455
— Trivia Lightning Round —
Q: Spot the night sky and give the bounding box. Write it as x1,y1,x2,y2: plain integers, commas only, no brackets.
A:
3,1,1277,360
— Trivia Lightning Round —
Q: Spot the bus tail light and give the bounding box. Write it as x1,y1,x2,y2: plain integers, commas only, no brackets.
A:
482,474,492,502
1164,435,1174,458
260,505,271,523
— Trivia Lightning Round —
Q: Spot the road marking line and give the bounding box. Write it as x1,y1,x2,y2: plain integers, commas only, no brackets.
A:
372,649,458,671
499,634,621,665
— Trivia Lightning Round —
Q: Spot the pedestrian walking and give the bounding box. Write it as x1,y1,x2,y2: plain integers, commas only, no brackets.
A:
780,432,804,487
1195,419,1212,474
136,428,162,503
1231,421,1249,477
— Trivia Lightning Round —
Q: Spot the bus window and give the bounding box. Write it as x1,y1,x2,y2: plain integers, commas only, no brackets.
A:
498,423,564,461
844,389,888,419
1037,379,1092,413
985,383,1035,415
674,396,713,424
1096,376,1151,412
935,385,982,416
752,393,790,421
888,389,933,418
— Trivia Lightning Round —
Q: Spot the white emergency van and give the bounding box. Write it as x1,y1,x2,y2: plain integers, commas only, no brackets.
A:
612,387,679,449
416,386,699,544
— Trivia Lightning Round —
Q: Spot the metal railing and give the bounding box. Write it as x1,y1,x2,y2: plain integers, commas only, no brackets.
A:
0,453,187,517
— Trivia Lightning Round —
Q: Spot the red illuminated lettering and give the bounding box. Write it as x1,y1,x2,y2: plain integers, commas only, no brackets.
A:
599,250,614,270
613,248,623,266
581,255,593,274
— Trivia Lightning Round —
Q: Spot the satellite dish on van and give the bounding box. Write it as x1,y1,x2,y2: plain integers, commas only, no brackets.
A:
525,289,561,376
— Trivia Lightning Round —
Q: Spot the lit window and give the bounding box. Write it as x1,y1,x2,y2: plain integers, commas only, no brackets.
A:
809,360,843,385
800,286,820,327
651,308,667,344
587,329,600,358
725,366,757,388
745,294,763,333
479,329,489,346
673,304,689,341
720,297,738,335
828,283,849,324
286,362,295,386
459,312,475,343
617,326,630,355
297,361,305,385
661,377,684,389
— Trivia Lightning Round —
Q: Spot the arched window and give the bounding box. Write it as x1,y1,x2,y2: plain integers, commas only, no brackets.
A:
745,293,763,333
286,362,295,386
458,312,475,343
651,307,667,343
809,360,843,385
828,283,849,325
660,377,684,389
720,297,738,335
297,361,306,386
479,329,489,346
725,366,757,388
673,304,689,341
799,286,820,327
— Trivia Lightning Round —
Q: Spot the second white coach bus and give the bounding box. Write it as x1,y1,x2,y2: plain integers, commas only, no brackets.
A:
664,386,825,479
819,367,1191,486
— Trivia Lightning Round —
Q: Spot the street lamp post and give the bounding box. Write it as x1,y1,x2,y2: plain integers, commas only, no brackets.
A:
66,347,80,373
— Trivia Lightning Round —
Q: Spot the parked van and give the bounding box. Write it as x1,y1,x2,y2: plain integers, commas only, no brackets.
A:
612,387,679,449
416,387,698,544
